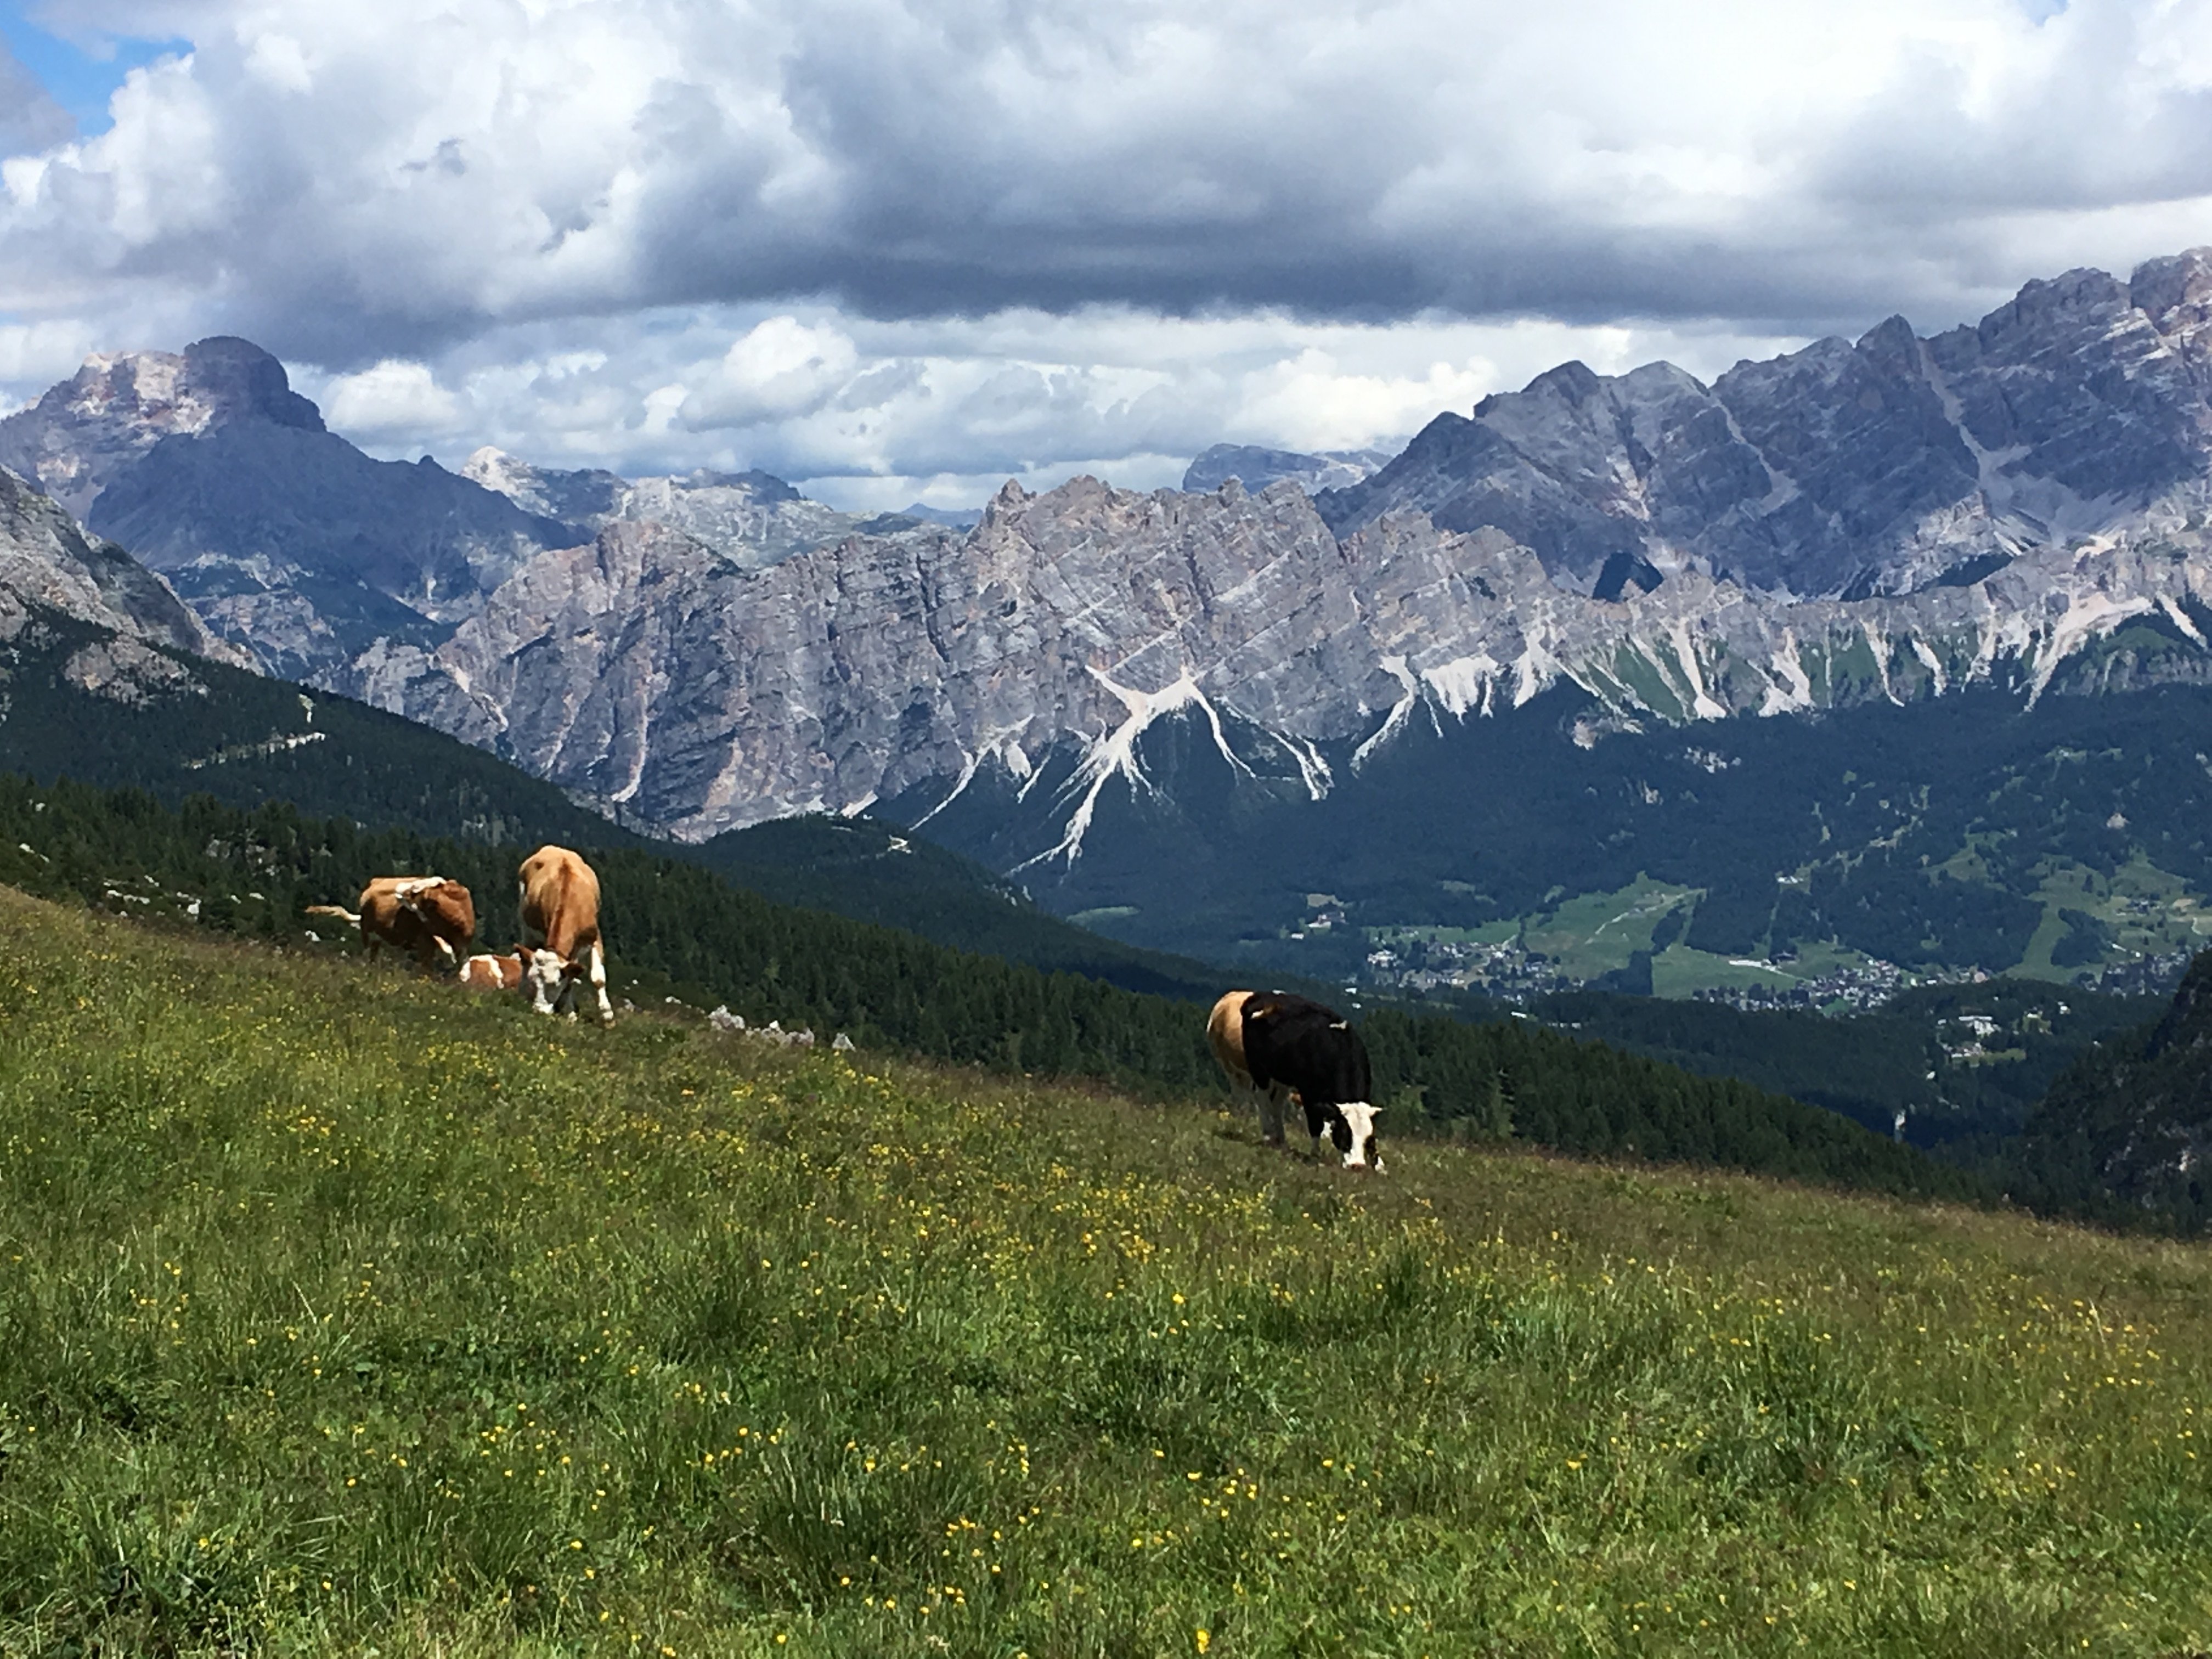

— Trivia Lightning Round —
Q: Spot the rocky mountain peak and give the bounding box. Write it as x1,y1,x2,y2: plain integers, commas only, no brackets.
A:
460,446,626,526
0,337,323,519
2131,247,2212,375
173,337,325,434
460,448,907,573
1321,258,2212,600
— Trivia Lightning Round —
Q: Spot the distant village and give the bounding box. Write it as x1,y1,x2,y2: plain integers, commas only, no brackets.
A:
1361,932,2193,1013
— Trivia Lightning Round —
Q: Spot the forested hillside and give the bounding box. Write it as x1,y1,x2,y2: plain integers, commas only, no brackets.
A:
1529,979,2160,1150
0,609,1233,998
692,814,1233,1002
2015,950,2212,1232
0,771,1979,1203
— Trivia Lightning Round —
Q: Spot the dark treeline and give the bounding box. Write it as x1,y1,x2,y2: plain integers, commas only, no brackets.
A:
1358,1009,1984,1202
1524,980,2159,1153
0,771,1987,1203
2002,950,2212,1235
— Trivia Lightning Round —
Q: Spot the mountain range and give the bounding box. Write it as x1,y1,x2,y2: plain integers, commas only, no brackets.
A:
8,250,2212,988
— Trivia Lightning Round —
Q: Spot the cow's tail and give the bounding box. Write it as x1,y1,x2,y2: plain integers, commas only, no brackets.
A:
303,904,360,926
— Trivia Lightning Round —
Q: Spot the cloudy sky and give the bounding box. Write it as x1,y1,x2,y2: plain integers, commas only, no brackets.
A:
2,0,2210,509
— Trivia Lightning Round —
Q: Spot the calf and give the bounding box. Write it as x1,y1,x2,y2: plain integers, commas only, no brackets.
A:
1235,991,1385,1170
306,876,476,972
458,951,528,991
517,845,613,1024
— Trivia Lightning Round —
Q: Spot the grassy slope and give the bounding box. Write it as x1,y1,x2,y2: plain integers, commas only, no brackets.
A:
1,889,2208,1657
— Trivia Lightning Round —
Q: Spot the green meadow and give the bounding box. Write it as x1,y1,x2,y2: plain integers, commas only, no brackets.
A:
1,888,2209,1657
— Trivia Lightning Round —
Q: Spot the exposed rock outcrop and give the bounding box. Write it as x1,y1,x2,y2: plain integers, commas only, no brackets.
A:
1182,443,1393,495
1320,249,2212,598
334,462,2212,850
0,464,246,666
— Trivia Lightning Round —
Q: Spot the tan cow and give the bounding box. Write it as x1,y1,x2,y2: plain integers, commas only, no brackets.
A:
517,845,612,1024
1207,989,1296,1146
307,877,476,971
458,950,528,991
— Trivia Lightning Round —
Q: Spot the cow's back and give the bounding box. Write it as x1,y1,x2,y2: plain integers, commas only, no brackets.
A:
1243,992,1372,1107
1206,991,1256,1089
520,845,602,960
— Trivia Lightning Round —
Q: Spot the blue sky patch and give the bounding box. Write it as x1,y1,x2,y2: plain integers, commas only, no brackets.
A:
0,3,191,137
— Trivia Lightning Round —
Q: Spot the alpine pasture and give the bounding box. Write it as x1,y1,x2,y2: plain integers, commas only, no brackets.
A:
0,888,2207,1656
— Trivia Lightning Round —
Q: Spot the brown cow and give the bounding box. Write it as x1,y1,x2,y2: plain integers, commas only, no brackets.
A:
458,950,528,991
517,845,612,1024
1207,989,1295,1146
307,876,476,971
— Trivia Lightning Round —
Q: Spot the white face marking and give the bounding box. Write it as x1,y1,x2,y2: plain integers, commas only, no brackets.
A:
526,948,567,1014
1334,1102,1382,1168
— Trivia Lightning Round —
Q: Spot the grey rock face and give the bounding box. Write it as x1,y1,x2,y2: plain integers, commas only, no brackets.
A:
1321,249,2212,600
458,445,627,529
0,464,247,665
1182,444,1393,495
343,457,2212,855
461,448,896,571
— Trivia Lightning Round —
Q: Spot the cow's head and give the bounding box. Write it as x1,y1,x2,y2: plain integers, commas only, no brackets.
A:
525,947,573,1013
1329,1102,1384,1171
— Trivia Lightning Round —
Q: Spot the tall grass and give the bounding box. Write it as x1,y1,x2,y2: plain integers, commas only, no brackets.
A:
0,887,2207,1656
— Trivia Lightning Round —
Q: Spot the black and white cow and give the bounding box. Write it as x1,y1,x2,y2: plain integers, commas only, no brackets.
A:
1220,990,1385,1170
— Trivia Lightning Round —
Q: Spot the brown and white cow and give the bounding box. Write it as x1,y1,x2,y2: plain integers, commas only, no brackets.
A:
517,845,612,1024
458,950,528,991
306,876,476,972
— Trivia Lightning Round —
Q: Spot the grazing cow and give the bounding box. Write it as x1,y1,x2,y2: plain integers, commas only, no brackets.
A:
517,845,612,1024
306,876,476,972
1227,990,1385,1170
458,950,528,991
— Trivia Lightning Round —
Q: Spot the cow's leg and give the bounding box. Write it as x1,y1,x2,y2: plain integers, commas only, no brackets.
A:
1258,1084,1288,1146
588,941,613,1025
1302,1096,1330,1159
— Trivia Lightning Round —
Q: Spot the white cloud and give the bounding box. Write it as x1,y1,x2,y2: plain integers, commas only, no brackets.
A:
4,0,2211,490
284,303,1809,507
680,316,860,429
0,318,103,386
318,358,459,438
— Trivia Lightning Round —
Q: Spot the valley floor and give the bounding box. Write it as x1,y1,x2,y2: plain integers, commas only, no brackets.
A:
0,890,2207,1656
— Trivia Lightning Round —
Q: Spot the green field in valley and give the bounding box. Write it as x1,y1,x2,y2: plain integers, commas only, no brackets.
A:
2,889,2209,1656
